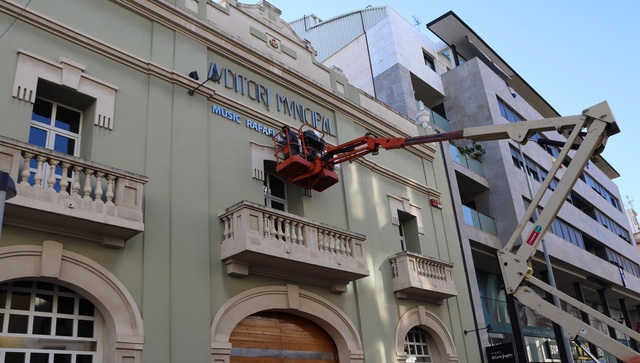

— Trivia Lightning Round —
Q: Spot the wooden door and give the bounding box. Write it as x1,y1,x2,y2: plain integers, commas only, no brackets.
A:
230,312,338,363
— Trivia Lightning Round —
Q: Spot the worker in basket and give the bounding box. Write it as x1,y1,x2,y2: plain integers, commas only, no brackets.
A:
276,125,301,159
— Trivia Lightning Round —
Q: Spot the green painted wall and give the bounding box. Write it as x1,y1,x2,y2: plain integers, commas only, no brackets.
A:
0,1,479,362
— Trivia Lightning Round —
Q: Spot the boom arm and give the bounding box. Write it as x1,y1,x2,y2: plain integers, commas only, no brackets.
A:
273,101,639,360
495,103,640,361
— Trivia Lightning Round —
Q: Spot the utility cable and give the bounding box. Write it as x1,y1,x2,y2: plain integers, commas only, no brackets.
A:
0,0,33,41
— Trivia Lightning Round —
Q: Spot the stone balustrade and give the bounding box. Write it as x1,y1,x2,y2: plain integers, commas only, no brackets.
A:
389,251,457,304
219,200,368,293
0,135,148,247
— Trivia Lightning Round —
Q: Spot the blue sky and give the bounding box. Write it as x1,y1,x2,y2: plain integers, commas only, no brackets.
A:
259,1,640,218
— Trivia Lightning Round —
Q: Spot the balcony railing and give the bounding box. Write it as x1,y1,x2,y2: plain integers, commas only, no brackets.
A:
219,200,369,293
462,205,497,235
450,144,485,177
0,135,148,248
389,251,457,304
431,111,452,132
415,100,452,132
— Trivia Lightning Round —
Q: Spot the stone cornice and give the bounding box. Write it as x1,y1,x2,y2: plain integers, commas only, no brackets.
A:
0,0,436,161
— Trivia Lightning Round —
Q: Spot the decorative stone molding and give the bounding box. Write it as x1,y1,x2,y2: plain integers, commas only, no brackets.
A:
395,306,458,363
219,200,368,293
250,141,275,181
12,50,118,129
1,135,147,247
211,284,364,363
0,241,144,363
388,194,425,234
389,251,458,304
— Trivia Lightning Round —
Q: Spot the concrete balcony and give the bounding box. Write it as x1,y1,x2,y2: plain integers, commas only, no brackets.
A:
219,200,369,293
389,251,458,304
0,136,148,248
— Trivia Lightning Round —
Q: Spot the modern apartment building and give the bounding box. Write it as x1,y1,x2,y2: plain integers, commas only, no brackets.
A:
290,6,640,362
0,1,483,362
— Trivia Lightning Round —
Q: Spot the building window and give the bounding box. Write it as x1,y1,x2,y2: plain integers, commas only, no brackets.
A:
27,98,82,191
510,146,524,171
524,199,584,248
397,211,420,253
550,218,585,249
423,51,435,71
264,172,287,212
525,157,539,182
404,327,431,362
497,98,524,122
13,51,116,130
601,248,640,277
0,280,100,363
580,172,622,211
441,49,451,61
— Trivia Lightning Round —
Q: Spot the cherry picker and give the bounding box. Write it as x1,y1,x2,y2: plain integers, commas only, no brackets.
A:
273,101,640,362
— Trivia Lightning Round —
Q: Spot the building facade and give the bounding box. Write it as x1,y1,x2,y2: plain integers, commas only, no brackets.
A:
290,7,640,362
0,1,481,362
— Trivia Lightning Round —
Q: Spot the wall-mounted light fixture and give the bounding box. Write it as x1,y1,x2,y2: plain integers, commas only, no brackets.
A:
188,62,221,96
464,324,491,335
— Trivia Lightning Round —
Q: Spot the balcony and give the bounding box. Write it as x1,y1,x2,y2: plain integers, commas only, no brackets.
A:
462,205,497,235
0,136,148,248
450,144,485,177
389,251,457,304
415,101,452,132
219,200,369,293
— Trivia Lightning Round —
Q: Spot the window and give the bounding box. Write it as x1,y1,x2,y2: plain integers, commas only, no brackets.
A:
398,210,420,253
0,280,101,363
510,147,524,171
399,222,406,252
27,98,82,191
534,134,561,158
549,218,585,249
388,195,425,248
423,51,435,71
604,248,640,277
404,327,431,362
264,172,287,212
13,51,116,130
593,209,630,242
441,49,451,61
525,157,539,181
581,172,622,211
497,98,524,122
524,199,585,249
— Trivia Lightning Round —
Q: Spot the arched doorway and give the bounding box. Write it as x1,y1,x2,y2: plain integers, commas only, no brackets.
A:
394,306,458,363
230,312,338,362
0,279,104,363
0,241,144,363
212,284,364,363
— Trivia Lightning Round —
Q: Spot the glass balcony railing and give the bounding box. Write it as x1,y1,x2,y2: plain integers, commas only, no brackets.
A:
416,100,452,132
462,205,497,235
450,144,485,177
431,111,452,132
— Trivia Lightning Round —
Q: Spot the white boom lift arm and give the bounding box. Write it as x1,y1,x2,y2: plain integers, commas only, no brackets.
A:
274,101,639,360
460,101,638,361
